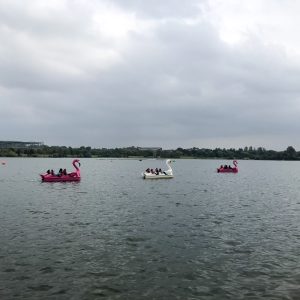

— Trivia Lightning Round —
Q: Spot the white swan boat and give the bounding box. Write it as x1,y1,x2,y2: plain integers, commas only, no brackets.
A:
142,159,174,179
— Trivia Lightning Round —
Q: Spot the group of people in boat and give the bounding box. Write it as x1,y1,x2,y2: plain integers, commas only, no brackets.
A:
46,168,67,176
41,159,81,182
218,164,234,170
145,167,167,175
217,160,238,173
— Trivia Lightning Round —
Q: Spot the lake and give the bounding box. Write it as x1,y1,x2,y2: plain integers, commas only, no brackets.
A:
0,158,300,299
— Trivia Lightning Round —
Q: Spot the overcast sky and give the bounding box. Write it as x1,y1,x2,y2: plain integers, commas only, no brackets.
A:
1,0,300,150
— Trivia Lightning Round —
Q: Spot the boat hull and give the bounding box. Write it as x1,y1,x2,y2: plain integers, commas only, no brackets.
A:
40,174,81,182
217,168,238,173
143,173,174,179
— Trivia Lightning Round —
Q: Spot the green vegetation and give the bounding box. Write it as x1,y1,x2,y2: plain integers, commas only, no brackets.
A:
0,145,299,160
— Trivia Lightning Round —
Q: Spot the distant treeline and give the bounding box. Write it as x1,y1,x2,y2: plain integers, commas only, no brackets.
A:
0,145,299,160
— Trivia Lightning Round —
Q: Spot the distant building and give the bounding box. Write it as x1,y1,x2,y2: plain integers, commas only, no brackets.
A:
137,147,162,151
0,141,44,149
137,147,162,158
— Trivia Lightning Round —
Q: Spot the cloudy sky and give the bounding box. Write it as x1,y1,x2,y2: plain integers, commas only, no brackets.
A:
1,0,300,149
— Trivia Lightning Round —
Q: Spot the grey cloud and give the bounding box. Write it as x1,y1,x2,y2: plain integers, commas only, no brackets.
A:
0,1,300,149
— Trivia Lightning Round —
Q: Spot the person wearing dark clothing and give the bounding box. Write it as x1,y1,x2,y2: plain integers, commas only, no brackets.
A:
58,168,63,176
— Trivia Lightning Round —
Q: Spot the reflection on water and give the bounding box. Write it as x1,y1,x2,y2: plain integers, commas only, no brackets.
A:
0,158,300,299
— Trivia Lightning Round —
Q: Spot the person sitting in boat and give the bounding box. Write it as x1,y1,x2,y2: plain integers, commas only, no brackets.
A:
219,165,223,169
57,168,63,176
228,165,232,169
63,169,67,175
46,169,50,174
146,168,150,173
155,168,159,175
159,168,162,174
151,168,154,174
51,169,54,175
224,165,228,169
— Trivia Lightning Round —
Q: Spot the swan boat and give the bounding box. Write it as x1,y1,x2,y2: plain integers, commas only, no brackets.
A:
217,160,238,173
40,159,81,182
142,159,174,179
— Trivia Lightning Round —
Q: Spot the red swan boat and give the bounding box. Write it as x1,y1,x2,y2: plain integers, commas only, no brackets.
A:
40,159,81,182
217,160,238,173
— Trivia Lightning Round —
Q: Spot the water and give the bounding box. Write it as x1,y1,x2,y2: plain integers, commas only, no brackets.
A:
0,158,300,299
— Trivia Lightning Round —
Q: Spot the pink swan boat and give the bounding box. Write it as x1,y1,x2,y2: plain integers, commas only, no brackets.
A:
217,160,238,173
40,159,81,182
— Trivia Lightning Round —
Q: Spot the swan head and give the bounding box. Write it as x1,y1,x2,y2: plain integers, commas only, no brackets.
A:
73,159,81,166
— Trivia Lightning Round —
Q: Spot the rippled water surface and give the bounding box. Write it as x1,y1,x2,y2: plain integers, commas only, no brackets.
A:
1,158,300,299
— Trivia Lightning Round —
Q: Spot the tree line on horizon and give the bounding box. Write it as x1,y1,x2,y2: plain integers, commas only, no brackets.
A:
0,145,299,160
